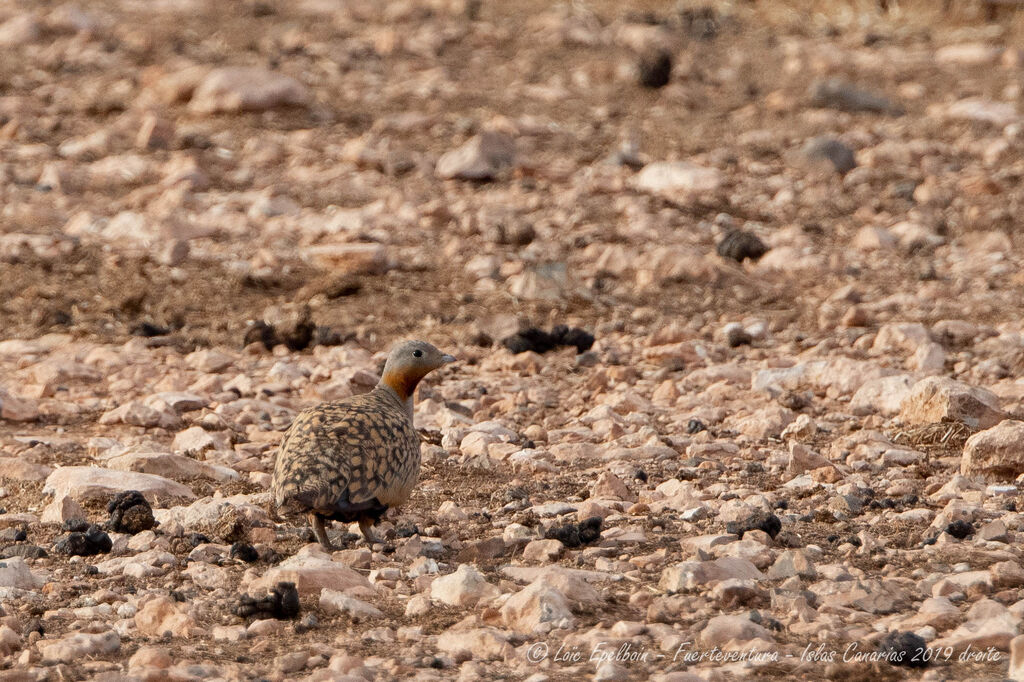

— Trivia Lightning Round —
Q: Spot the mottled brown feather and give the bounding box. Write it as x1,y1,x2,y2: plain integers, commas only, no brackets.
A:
272,386,421,521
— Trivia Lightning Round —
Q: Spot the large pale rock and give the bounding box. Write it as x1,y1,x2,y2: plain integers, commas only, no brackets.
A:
523,539,564,562
0,388,38,422
1011,634,1024,681
172,426,224,455
850,374,915,416
700,615,774,647
633,161,722,197
44,467,195,506
591,471,637,502
0,556,46,590
189,67,310,113
146,392,207,414
0,457,52,482
105,451,238,482
247,553,373,598
436,130,515,180
932,604,1019,652
435,627,510,661
962,420,1024,480
752,358,891,398
185,349,234,373
430,564,500,607
154,494,269,527
39,494,86,524
320,589,383,620
98,400,179,429
787,443,834,476
0,625,22,656
302,243,388,275
872,322,931,354
500,580,574,634
946,97,1018,126
0,14,42,46
659,558,764,593
899,377,1004,429
135,597,197,637
39,631,120,663
811,578,911,615
936,43,1001,66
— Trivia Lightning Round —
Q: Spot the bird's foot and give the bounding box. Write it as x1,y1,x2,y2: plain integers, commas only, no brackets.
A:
310,514,337,551
358,518,381,547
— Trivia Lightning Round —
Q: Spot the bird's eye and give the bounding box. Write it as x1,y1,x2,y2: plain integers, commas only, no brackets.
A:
413,349,423,358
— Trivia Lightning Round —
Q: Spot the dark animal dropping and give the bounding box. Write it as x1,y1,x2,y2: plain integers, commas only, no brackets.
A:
726,510,781,540
946,520,973,539
235,581,300,620
54,524,112,556
230,542,259,563
108,490,156,534
876,630,929,668
638,49,672,89
545,516,603,548
717,230,768,263
502,326,595,355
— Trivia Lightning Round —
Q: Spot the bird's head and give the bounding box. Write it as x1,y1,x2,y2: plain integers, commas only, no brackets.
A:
379,340,456,402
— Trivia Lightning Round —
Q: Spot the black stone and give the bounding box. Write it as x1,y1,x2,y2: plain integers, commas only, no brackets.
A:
686,419,706,434
54,524,112,556
0,528,26,542
946,520,973,539
234,581,300,620
876,630,929,668
801,136,856,174
638,49,672,88
717,230,769,263
726,510,782,540
545,516,603,548
230,542,259,563
186,532,212,547
107,491,156,534
394,521,420,538
808,78,904,116
132,321,171,337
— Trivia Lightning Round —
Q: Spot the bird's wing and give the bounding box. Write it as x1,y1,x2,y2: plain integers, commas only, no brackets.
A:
273,405,355,513
274,392,414,514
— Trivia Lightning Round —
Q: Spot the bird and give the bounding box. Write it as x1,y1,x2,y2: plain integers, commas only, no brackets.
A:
272,340,456,550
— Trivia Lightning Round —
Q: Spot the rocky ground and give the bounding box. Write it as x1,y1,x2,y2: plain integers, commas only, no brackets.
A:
4,0,1024,680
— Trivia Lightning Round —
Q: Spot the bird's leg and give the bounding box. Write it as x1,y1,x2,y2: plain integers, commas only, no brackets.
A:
310,514,336,551
358,517,379,546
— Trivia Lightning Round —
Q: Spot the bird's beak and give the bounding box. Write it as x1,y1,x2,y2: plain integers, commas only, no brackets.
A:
441,354,457,364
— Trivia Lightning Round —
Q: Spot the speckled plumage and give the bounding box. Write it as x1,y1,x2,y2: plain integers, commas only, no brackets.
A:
272,340,455,549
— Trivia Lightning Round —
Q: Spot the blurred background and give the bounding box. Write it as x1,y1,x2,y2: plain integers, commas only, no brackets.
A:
0,0,1022,355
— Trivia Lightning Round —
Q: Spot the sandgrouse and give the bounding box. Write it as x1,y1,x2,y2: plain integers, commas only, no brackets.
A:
272,340,455,550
